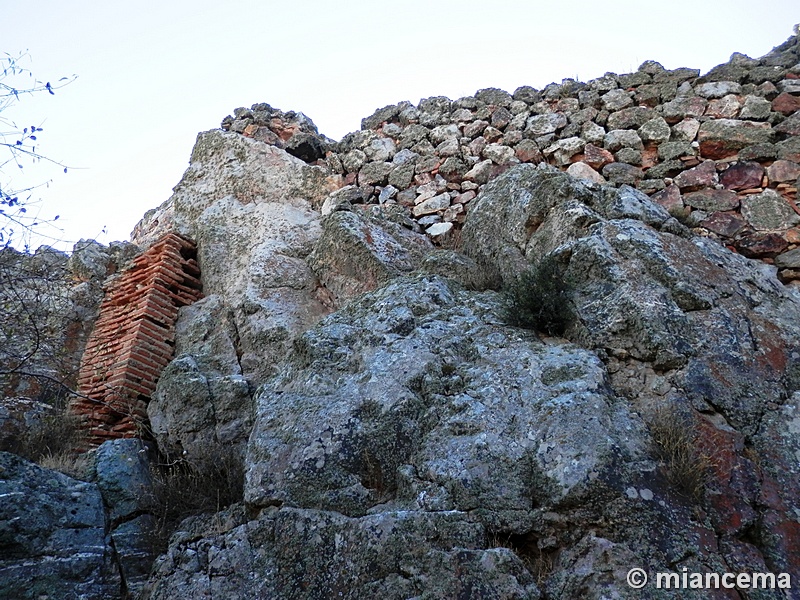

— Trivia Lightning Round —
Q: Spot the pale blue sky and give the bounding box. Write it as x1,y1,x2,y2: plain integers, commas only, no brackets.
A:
2,0,797,250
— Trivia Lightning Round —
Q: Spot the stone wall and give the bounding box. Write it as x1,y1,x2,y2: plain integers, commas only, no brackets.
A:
223,31,800,278
70,233,202,446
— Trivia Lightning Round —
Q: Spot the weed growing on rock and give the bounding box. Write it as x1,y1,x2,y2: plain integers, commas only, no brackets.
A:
489,531,557,587
649,406,713,502
9,410,90,479
146,444,245,552
504,255,571,336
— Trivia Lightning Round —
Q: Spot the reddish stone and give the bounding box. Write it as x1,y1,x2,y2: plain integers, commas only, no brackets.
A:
772,92,800,116
684,189,740,211
651,184,683,212
414,172,434,186
767,159,800,183
776,113,800,136
760,510,800,578
490,163,514,180
269,117,300,142
720,539,772,580
640,146,659,170
695,418,758,537
758,81,779,99
704,95,741,119
681,157,702,168
786,228,800,244
720,161,765,190
453,190,476,204
779,268,800,281
673,160,718,191
583,144,614,170
735,233,789,258
702,211,746,237
698,119,775,160
514,140,543,163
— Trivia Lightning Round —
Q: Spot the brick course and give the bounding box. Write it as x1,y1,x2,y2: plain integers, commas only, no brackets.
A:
70,233,202,446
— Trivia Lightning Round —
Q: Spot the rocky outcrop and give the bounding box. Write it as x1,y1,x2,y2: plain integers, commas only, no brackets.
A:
7,27,800,600
0,451,116,600
133,130,340,385
134,28,800,475
133,131,342,465
93,438,157,597
307,203,433,305
146,274,647,598
220,102,333,164
245,275,647,519
0,439,158,600
147,295,253,460
143,504,540,600
464,164,800,590
142,163,800,598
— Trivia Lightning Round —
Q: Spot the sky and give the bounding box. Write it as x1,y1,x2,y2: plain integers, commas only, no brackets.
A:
1,0,797,251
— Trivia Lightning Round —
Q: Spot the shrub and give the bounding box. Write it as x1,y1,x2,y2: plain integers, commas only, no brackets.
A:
146,443,245,552
504,255,571,336
649,406,713,502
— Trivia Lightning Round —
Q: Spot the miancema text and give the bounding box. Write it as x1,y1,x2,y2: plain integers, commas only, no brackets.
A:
657,569,791,590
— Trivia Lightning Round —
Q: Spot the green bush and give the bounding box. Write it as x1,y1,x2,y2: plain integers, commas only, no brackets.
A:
504,255,571,336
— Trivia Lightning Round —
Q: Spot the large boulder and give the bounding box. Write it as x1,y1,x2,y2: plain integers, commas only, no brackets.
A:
245,276,649,523
93,439,157,597
307,204,433,307
135,131,339,467
143,132,443,468
0,452,117,600
142,163,800,600
145,274,659,598
143,505,540,599
148,295,253,461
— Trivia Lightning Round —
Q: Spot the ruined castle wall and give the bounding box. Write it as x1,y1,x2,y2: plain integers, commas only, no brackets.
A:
223,32,800,281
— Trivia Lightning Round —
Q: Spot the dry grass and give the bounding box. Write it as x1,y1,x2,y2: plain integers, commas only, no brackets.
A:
489,531,557,588
145,443,245,552
9,410,90,479
38,450,93,480
649,406,713,502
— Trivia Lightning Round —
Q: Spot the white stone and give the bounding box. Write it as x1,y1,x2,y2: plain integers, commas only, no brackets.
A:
695,81,742,99
425,222,454,237
567,161,607,184
413,193,450,217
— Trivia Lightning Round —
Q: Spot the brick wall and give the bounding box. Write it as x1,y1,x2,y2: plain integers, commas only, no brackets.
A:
70,233,202,447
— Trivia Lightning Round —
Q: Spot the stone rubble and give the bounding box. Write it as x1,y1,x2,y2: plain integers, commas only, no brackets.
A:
221,30,800,283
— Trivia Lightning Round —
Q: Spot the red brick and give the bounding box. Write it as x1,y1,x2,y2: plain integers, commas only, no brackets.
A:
71,232,201,446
